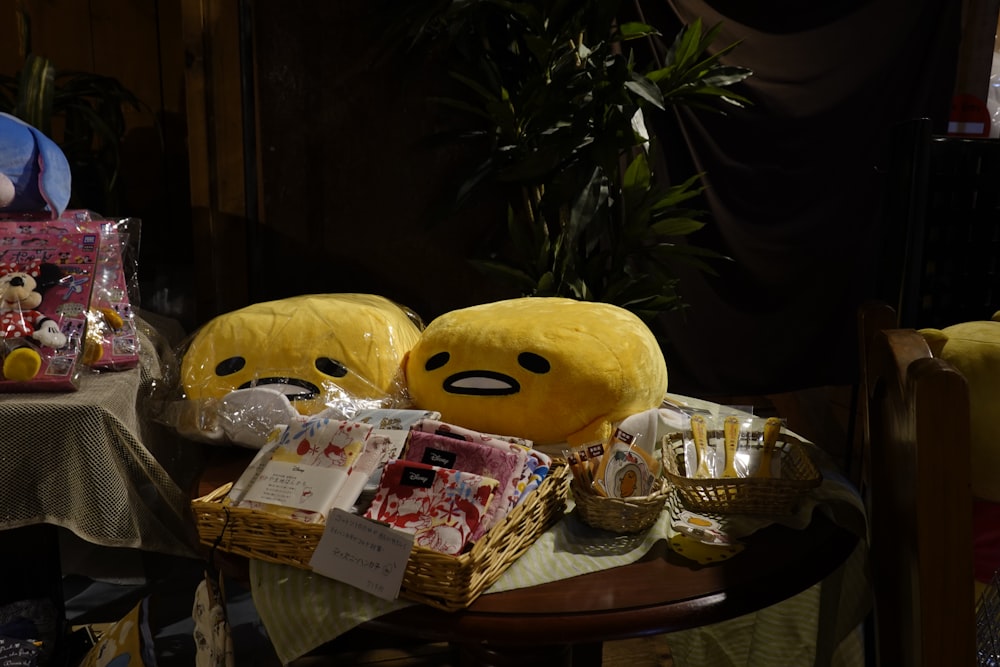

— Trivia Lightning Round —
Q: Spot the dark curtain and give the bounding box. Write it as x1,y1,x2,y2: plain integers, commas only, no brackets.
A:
635,0,961,396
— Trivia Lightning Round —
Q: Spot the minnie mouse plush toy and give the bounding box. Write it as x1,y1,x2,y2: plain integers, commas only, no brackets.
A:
0,259,67,381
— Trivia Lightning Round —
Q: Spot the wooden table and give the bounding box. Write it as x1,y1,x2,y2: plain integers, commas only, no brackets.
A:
356,510,859,666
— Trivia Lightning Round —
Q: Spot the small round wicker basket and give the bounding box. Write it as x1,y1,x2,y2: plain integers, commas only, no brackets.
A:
571,476,671,534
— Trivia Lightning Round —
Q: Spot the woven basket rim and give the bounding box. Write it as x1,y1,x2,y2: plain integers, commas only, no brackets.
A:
570,475,671,503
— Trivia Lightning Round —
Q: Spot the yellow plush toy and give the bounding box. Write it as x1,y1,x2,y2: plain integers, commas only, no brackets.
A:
921,313,1000,600
403,296,668,447
179,293,423,447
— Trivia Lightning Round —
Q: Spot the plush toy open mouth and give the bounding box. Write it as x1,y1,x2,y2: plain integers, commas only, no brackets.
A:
443,370,520,396
238,377,319,401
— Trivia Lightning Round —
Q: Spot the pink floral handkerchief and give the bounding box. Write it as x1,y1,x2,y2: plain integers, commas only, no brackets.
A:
402,430,528,541
409,419,544,503
364,459,499,555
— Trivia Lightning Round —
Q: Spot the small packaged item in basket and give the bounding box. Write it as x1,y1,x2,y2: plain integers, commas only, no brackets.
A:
592,407,665,499
233,417,374,523
564,442,605,486
364,459,500,555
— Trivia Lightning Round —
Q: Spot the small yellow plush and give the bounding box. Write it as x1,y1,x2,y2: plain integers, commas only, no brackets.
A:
179,293,423,445
403,296,668,446
921,313,1000,600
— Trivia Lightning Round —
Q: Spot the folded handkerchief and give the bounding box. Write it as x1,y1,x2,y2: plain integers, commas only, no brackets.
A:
515,448,552,505
403,430,527,540
364,459,499,555
410,418,532,448
234,417,373,522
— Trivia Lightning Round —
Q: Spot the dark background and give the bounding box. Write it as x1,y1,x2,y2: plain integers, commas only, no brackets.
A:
0,0,984,397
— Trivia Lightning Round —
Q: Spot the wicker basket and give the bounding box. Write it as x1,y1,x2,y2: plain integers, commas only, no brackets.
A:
661,432,821,515
192,462,570,612
571,476,670,533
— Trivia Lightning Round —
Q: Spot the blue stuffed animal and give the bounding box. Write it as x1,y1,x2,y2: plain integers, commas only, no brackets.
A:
0,112,71,217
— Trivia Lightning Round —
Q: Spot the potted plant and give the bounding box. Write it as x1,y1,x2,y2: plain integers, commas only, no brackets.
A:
393,0,751,323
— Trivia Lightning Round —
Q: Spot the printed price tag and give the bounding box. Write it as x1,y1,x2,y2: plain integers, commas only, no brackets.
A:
309,509,413,601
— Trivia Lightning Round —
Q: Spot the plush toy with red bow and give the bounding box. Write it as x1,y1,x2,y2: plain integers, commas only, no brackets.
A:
0,258,68,381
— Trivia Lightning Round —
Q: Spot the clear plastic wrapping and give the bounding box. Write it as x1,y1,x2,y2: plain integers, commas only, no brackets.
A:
676,413,783,480
0,209,142,392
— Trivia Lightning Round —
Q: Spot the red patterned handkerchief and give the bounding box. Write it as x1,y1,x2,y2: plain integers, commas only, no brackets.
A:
403,430,528,540
364,459,499,555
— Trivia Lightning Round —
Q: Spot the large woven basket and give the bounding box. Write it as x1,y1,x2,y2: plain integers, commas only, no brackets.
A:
192,462,570,611
661,432,821,515
571,476,670,533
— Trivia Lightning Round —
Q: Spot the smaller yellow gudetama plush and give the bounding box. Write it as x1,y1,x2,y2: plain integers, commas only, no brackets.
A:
403,297,668,446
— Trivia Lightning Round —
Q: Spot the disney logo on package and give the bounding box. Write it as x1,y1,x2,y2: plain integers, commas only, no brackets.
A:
421,447,457,469
401,466,435,488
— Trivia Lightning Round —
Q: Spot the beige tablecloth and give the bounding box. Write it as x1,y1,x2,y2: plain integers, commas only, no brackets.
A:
0,318,201,558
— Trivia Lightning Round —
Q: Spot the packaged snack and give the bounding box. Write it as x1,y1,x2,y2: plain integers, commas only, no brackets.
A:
592,408,666,498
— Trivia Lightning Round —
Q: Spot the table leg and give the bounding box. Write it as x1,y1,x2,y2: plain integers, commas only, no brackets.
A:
450,640,603,666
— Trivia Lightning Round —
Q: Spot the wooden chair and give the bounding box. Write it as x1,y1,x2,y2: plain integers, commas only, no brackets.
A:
860,317,976,665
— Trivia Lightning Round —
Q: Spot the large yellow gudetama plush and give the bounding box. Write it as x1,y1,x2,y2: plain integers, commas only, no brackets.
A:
403,297,669,446
181,293,423,416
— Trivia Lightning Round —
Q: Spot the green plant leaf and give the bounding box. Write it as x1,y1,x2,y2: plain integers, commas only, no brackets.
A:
16,54,55,134
617,21,659,41
649,216,705,237
625,74,665,110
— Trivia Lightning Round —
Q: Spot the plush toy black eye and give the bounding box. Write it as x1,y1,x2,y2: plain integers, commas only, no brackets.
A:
518,352,550,374
425,351,450,371
215,357,246,376
316,357,348,378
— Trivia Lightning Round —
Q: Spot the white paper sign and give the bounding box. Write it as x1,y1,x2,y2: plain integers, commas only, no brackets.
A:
309,509,414,601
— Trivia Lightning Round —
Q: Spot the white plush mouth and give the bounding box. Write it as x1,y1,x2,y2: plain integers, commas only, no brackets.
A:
444,371,520,396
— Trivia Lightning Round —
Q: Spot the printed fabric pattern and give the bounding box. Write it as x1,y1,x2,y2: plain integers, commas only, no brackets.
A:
403,430,527,541
364,459,499,555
